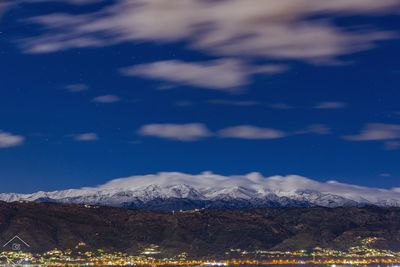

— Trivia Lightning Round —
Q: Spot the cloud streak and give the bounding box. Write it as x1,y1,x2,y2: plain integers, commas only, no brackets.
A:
121,59,286,91
18,0,399,64
92,95,121,103
121,59,248,91
343,123,400,150
72,133,99,142
138,123,212,141
218,125,287,140
344,123,400,141
314,101,347,109
0,130,25,148
65,83,88,93
138,123,331,141
14,0,400,93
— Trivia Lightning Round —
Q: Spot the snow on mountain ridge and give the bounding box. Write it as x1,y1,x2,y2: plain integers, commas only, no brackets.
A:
0,172,399,208
96,172,400,202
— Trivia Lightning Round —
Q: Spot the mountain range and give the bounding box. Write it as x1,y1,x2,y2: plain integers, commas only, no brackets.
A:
1,172,399,210
1,202,400,255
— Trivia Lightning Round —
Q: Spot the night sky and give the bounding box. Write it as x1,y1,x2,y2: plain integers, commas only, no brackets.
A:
1,0,400,193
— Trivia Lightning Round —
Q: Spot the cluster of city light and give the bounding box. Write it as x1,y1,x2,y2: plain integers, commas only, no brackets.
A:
0,238,399,266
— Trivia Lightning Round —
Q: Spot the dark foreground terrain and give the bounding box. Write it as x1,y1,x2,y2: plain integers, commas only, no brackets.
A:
0,201,399,256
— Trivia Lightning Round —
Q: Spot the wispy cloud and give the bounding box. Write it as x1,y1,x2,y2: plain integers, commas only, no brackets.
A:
0,130,25,148
92,95,121,103
18,0,399,65
15,0,399,95
138,123,212,141
218,125,287,140
138,123,332,141
120,59,286,91
65,83,88,93
314,101,347,109
72,133,99,142
120,59,247,91
344,123,400,141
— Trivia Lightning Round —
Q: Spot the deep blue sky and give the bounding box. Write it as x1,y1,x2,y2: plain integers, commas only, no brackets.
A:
1,0,400,193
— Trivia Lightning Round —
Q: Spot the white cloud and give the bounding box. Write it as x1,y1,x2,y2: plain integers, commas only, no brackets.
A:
65,83,88,92
138,123,333,141
121,59,285,91
314,101,347,109
138,123,212,141
308,124,331,135
218,124,331,139
344,123,400,141
16,0,399,93
0,130,25,148
92,95,121,103
218,125,287,140
18,0,399,64
72,132,98,141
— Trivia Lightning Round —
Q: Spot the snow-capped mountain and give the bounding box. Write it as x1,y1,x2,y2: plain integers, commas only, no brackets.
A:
1,172,399,210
